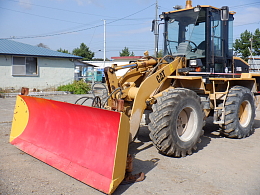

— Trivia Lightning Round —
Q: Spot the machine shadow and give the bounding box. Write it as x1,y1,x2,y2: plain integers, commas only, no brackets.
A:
133,118,223,156
253,119,260,129
116,119,218,194
114,126,159,194
115,116,259,194
114,156,160,195
194,117,221,153
129,117,226,157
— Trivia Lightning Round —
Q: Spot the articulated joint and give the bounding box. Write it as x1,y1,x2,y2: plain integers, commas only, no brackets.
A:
128,87,139,100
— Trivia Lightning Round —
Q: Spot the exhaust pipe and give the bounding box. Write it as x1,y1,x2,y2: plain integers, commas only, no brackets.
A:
186,0,192,8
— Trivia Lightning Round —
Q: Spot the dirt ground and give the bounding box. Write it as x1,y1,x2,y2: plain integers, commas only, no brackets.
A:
1,95,260,195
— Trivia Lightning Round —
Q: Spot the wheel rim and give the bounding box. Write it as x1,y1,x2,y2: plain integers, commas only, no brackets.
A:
239,100,252,127
176,107,198,141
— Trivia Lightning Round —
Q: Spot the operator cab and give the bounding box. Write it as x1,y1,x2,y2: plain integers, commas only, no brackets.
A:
159,3,247,75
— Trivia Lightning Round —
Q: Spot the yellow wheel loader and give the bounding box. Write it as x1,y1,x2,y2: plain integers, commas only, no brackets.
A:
10,1,260,194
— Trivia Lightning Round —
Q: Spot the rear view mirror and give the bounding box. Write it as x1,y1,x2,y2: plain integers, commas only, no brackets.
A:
221,6,229,21
151,20,155,32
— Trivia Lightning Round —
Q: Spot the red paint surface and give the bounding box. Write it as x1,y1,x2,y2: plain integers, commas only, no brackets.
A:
111,56,143,60
11,96,122,194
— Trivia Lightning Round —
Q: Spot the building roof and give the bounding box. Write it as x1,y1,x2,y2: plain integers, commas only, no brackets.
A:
248,56,260,60
75,60,99,67
0,39,82,59
111,56,143,60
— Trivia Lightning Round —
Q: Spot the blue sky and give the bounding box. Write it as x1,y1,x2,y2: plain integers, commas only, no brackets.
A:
0,0,260,59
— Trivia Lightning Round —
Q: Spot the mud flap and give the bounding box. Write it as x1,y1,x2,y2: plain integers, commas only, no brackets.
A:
10,95,130,194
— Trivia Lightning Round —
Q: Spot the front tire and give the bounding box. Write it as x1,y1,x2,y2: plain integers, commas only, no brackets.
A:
221,86,255,138
148,88,204,157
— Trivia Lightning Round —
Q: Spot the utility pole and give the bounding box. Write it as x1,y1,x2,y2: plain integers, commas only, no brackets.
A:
154,0,159,57
249,36,258,71
249,36,253,61
250,36,253,55
103,19,106,68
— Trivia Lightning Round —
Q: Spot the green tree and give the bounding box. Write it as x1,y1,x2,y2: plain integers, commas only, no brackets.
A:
253,28,260,56
92,58,110,61
157,50,164,58
57,48,70,54
152,50,164,58
120,47,135,56
234,28,260,61
72,43,94,60
37,43,49,49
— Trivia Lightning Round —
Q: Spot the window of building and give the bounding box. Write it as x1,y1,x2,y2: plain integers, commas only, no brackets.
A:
12,56,38,76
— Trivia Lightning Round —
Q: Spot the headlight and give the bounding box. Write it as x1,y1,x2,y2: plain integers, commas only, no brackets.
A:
190,59,197,66
159,14,165,19
194,5,201,12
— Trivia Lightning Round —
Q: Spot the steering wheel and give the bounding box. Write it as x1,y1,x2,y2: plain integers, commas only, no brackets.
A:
184,40,198,52
167,39,198,53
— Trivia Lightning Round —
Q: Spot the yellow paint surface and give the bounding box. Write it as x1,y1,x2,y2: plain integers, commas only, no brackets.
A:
109,113,130,194
10,96,29,142
169,63,175,73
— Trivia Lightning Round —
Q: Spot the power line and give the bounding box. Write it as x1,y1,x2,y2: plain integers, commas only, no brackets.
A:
106,18,151,20
6,0,114,18
1,3,155,40
108,22,150,26
159,2,260,11
6,0,153,21
230,2,260,8
234,21,260,27
0,6,99,25
4,1,152,22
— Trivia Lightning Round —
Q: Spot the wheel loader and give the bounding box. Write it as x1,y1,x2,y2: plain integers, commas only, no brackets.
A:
10,1,260,194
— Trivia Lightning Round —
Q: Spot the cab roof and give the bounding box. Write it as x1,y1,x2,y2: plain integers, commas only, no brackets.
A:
164,5,236,15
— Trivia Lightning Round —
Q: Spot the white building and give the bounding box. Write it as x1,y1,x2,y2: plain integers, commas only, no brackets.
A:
248,56,260,72
85,56,143,77
0,39,82,91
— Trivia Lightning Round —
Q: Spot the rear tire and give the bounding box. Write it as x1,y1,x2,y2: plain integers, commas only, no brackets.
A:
148,88,204,157
221,86,255,138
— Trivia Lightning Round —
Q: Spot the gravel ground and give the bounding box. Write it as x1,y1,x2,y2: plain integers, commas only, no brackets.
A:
1,94,260,195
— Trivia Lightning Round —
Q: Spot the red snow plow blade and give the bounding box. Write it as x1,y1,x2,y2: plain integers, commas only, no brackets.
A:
10,95,130,194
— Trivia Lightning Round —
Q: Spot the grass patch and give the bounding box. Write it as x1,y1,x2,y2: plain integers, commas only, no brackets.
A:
57,80,91,94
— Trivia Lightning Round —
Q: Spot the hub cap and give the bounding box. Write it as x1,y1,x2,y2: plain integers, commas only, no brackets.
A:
176,107,198,141
239,100,252,127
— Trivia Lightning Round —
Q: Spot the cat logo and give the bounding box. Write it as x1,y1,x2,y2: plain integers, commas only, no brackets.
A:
156,70,166,83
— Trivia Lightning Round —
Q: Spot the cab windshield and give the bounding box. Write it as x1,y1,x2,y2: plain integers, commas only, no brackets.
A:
166,9,206,59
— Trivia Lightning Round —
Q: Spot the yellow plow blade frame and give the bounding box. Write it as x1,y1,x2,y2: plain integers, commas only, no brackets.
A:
10,95,130,194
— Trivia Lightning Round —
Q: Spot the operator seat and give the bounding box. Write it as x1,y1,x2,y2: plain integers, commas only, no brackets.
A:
195,41,206,56
172,42,192,56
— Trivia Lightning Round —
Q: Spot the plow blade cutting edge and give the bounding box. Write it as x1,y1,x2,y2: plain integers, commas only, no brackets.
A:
10,95,130,194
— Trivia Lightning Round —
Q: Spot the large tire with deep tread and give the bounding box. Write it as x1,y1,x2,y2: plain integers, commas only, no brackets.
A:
148,88,204,157
221,86,255,138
